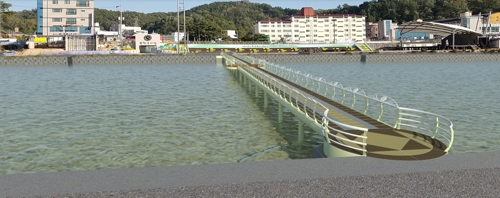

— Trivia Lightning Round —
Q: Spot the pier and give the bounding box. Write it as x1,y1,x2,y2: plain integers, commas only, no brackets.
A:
221,53,454,160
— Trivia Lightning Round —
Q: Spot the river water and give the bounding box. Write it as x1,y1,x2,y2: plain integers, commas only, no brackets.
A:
0,61,498,174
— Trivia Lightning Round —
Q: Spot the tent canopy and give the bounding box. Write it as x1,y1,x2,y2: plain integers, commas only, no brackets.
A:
397,21,484,37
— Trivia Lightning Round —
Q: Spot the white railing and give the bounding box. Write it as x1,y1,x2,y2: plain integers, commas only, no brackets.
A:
235,54,454,153
397,107,454,152
228,54,368,155
265,62,401,127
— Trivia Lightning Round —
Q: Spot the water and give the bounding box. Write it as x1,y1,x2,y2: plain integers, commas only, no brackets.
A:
1,61,499,174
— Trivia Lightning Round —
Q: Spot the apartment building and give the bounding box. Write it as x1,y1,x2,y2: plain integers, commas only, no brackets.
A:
254,7,366,43
37,0,95,36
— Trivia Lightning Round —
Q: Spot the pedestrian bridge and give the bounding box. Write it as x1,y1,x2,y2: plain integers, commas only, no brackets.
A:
220,53,454,160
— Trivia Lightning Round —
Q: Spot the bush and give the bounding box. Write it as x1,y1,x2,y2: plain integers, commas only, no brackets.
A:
430,50,437,53
421,49,428,53
345,51,352,55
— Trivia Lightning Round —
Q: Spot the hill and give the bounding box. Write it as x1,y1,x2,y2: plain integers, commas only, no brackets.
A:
1,0,499,39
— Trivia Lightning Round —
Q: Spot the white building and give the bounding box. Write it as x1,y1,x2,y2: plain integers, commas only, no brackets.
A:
254,7,366,43
36,0,95,36
109,24,144,36
378,20,398,40
433,11,500,35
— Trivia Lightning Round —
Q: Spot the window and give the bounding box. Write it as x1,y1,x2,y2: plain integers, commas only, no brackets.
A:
50,27,63,32
294,35,299,37
81,18,86,21
52,18,62,22
81,10,85,12
66,18,76,24
65,0,70,4
53,9,62,12
80,26,91,34
294,30,299,32
294,25,299,27
52,0,58,4
261,25,268,27
77,0,89,7
65,27,78,32
67,9,76,15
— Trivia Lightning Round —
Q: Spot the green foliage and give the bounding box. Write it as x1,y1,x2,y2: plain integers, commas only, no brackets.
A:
318,0,499,23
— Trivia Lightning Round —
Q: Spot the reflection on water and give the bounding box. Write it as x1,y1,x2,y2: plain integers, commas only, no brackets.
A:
1,61,498,174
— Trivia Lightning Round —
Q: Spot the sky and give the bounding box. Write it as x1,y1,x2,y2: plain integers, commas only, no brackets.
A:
6,0,368,13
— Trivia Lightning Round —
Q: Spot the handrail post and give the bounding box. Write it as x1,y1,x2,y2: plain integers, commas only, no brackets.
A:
351,92,356,109
433,117,439,139
363,97,369,115
394,108,402,129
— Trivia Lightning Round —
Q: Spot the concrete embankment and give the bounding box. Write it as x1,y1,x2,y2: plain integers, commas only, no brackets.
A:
1,53,499,67
250,53,500,63
0,54,216,66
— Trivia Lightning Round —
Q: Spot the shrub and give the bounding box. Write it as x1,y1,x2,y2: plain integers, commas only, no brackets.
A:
430,50,437,53
345,51,352,55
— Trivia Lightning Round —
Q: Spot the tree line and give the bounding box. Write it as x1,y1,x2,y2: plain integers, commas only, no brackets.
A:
2,0,499,40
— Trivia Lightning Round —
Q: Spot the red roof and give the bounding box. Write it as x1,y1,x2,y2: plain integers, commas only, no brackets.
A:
293,14,364,18
258,19,292,23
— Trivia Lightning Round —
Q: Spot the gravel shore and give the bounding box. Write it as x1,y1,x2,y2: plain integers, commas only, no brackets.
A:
3,151,500,197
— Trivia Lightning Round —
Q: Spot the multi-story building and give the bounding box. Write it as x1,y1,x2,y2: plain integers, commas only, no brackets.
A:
254,7,366,43
377,20,398,40
433,11,500,35
37,0,95,36
365,22,378,40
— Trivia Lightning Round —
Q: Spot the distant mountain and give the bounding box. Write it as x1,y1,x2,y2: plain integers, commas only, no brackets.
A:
94,1,300,40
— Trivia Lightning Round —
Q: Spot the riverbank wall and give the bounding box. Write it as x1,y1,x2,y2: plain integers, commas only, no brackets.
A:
1,53,499,66
250,53,500,63
0,54,217,66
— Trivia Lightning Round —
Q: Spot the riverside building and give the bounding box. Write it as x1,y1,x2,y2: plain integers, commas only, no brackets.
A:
37,0,95,36
254,7,366,43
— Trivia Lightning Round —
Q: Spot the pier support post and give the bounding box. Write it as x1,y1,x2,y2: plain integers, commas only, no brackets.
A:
264,92,269,108
239,71,242,83
298,119,304,143
255,85,259,97
248,80,252,91
278,103,284,123
292,119,305,146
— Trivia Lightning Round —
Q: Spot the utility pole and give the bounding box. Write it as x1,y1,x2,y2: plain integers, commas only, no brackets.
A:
117,1,124,49
177,0,186,54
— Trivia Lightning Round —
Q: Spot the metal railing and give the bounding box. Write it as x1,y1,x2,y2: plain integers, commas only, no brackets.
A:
397,107,454,152
235,54,454,153
228,53,368,155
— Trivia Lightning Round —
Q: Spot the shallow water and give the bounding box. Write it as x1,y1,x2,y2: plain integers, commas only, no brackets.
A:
0,61,498,175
